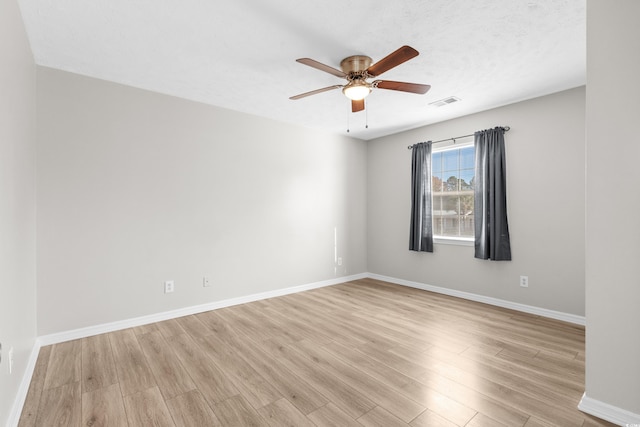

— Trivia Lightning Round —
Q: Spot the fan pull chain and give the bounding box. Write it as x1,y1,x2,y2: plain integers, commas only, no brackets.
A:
365,103,369,129
346,103,350,133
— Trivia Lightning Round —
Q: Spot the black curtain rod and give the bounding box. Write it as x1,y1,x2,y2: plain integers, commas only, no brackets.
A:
407,126,510,150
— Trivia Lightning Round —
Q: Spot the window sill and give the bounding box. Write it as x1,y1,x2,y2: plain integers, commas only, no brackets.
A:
434,237,474,247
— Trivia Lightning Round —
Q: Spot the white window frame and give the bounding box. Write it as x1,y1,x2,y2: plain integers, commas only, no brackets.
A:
432,140,475,246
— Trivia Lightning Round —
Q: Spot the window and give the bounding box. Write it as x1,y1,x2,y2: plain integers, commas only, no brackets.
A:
431,142,475,240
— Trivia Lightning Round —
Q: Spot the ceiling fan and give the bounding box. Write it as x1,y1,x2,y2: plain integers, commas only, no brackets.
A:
290,45,431,113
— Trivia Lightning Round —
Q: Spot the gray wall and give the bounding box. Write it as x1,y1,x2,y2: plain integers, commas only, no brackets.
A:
36,67,368,335
585,0,640,415
367,87,586,316
0,0,37,425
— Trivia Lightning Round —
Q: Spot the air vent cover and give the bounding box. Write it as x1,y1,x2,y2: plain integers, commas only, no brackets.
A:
429,96,461,107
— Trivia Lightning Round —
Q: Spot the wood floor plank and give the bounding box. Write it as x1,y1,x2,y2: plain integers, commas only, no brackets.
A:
465,412,510,427
420,345,587,424
210,306,272,343
324,340,416,392
36,382,81,427
155,318,187,339
137,331,196,400
165,390,222,427
225,304,303,344
193,310,233,335
18,345,52,427
408,367,529,426
424,345,583,407
416,356,585,427
131,322,159,336
271,294,370,347
166,333,238,404
524,416,559,427
257,397,316,427
81,334,118,393
260,338,376,419
194,332,282,409
108,329,157,396
259,302,335,345
207,321,328,414
123,386,175,427
410,408,458,427
81,382,127,427
351,309,471,354
306,403,362,427
43,340,81,390
356,342,429,378
175,314,212,339
295,294,402,350
511,347,584,380
358,406,411,427
213,395,266,426
291,339,426,423
324,341,480,426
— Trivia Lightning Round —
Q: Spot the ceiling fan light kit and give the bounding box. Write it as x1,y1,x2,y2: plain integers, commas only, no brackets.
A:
342,81,371,101
290,45,431,113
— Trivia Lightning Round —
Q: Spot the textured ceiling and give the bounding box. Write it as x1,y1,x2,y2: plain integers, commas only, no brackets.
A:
18,0,585,140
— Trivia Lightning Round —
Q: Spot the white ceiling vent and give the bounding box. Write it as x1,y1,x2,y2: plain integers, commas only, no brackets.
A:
429,96,461,107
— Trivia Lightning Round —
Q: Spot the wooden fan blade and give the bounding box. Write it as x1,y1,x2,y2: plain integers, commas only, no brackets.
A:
290,85,343,100
352,99,365,112
366,45,419,77
296,58,346,78
374,80,431,94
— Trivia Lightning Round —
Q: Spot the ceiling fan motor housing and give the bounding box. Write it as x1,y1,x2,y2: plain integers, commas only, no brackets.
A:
340,55,372,75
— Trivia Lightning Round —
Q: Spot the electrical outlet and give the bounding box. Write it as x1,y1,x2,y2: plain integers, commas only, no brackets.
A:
8,347,13,374
203,277,211,287
337,257,343,266
520,275,529,287
164,280,174,293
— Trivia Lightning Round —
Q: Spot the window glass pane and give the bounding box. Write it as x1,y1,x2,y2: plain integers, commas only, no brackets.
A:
431,152,442,173
443,175,459,192
459,170,474,190
442,150,458,171
432,175,444,192
458,194,474,216
436,194,459,213
460,147,475,169
433,217,443,236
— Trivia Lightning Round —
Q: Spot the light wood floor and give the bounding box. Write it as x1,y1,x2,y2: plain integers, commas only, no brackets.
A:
18,278,614,427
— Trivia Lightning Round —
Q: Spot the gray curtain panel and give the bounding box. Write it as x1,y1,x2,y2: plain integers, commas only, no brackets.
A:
474,127,511,260
409,141,433,252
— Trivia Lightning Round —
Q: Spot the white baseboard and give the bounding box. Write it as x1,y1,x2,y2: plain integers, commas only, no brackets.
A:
367,273,586,325
6,341,42,427
579,393,640,425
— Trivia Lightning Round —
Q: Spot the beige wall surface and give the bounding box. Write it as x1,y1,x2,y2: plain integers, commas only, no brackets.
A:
585,0,640,415
36,67,368,335
367,87,586,316
0,0,37,425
